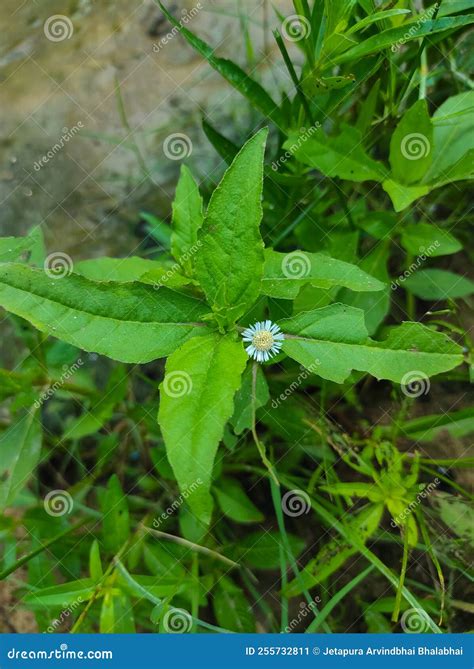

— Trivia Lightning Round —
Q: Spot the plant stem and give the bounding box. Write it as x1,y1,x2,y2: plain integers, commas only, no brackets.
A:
251,362,279,486
392,525,410,622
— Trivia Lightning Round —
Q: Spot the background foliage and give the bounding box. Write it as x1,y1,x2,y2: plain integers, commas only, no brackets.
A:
0,0,473,635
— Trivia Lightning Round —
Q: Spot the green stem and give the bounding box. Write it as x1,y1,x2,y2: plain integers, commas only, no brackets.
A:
0,519,89,581
270,478,332,633
251,362,279,486
392,524,410,622
306,565,374,632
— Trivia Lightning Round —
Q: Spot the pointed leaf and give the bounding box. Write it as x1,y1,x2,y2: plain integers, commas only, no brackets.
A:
403,269,474,300
0,411,42,510
286,126,387,183
214,477,264,523
281,303,463,383
195,129,267,324
401,223,462,257
0,236,36,263
262,249,385,299
389,100,433,185
331,14,474,65
101,475,130,553
284,504,383,596
158,333,247,524
171,165,203,274
0,263,209,363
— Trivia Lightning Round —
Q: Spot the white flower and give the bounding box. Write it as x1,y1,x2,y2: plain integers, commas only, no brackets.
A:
241,320,284,362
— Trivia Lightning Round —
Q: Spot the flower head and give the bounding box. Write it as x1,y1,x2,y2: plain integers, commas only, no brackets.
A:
241,320,284,362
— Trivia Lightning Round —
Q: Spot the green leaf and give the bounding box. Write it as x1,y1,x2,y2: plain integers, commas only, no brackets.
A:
195,129,267,325
159,4,285,129
0,263,209,364
100,591,115,633
339,242,391,335
355,79,381,136
89,539,103,581
75,256,166,283
286,125,387,182
230,364,269,435
214,477,264,523
322,0,358,36
425,149,474,189
23,579,97,607
158,333,248,524
101,475,130,553
285,504,383,596
434,494,474,546
382,179,430,212
202,119,239,165
389,100,433,185
401,223,462,257
438,0,474,17
262,249,385,299
112,592,135,633
280,303,463,383
65,366,128,440
231,531,305,569
403,268,474,300
331,14,474,65
213,578,255,632
399,407,474,442
425,91,474,183
140,211,171,248
0,236,36,263
76,256,190,289
321,482,384,502
345,8,411,35
0,411,42,510
171,165,203,274
386,498,418,546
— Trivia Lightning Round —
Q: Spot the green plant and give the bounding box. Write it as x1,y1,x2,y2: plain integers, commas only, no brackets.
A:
1,0,473,636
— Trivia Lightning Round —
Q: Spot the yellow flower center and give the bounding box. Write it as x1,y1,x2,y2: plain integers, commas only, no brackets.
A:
252,330,274,351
